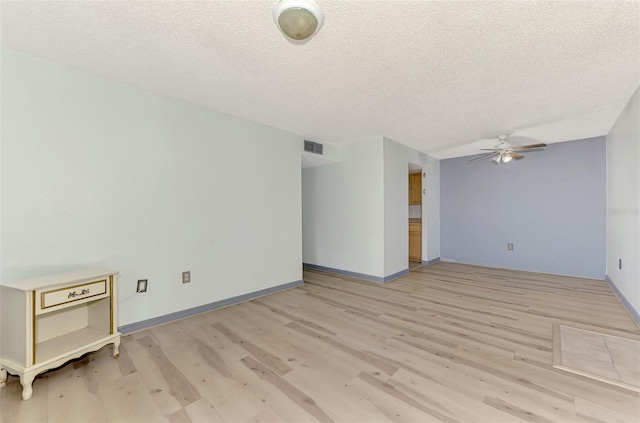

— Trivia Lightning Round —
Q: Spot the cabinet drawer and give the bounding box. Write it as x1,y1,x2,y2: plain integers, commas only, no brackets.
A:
36,279,109,315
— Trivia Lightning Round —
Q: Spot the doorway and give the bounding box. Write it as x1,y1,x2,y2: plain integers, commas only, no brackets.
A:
408,163,422,268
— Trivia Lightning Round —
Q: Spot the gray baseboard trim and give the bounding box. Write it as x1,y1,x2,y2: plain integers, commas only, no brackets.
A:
439,258,602,280
605,275,640,328
303,263,384,283
383,268,410,282
422,257,441,265
118,279,303,334
303,263,408,284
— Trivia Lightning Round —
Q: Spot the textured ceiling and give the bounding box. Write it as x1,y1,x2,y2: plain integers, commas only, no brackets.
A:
2,1,638,158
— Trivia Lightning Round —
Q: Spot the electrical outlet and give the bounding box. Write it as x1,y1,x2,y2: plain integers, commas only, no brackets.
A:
182,271,191,284
508,243,514,251
137,279,148,293
619,259,622,270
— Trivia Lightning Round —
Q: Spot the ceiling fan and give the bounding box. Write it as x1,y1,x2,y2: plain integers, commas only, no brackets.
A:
468,134,547,163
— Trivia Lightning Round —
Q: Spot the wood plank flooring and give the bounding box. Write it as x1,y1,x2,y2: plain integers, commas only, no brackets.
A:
2,262,639,422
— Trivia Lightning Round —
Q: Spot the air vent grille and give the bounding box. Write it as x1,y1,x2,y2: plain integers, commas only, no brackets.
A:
304,140,323,155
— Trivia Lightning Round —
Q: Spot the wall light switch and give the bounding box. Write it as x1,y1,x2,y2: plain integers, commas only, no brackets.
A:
182,271,191,284
508,243,514,251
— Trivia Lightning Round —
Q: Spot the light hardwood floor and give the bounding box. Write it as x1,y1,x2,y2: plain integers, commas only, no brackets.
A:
2,262,639,422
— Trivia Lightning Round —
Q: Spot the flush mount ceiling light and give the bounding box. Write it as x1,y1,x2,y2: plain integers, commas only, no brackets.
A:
273,0,324,42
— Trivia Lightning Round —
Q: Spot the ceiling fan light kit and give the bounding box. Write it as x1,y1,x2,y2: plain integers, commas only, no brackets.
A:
273,0,324,42
468,134,547,164
491,152,513,163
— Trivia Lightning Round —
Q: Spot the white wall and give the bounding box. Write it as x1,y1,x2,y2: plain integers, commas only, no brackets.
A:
383,137,440,277
1,50,303,327
424,155,441,262
606,87,640,317
302,136,441,280
302,138,385,277
301,141,340,169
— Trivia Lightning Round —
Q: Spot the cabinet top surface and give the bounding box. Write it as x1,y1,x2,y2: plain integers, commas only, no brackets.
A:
1,269,119,291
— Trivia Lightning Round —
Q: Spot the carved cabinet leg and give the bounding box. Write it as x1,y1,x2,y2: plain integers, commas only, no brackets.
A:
0,368,7,387
20,371,36,400
112,338,121,359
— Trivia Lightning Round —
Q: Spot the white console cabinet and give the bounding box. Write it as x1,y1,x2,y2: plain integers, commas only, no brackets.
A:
0,269,120,400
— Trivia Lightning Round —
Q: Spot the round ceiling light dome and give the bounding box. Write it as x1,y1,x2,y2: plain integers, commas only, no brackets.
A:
273,0,324,42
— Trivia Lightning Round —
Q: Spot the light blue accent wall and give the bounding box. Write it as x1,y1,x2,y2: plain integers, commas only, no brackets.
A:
441,137,606,278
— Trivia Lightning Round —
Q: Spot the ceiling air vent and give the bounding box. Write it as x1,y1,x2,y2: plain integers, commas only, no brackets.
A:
304,140,323,155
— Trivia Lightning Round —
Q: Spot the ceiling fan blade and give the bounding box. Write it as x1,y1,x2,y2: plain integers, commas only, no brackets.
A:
510,152,524,159
468,152,497,163
510,143,547,151
479,148,501,151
